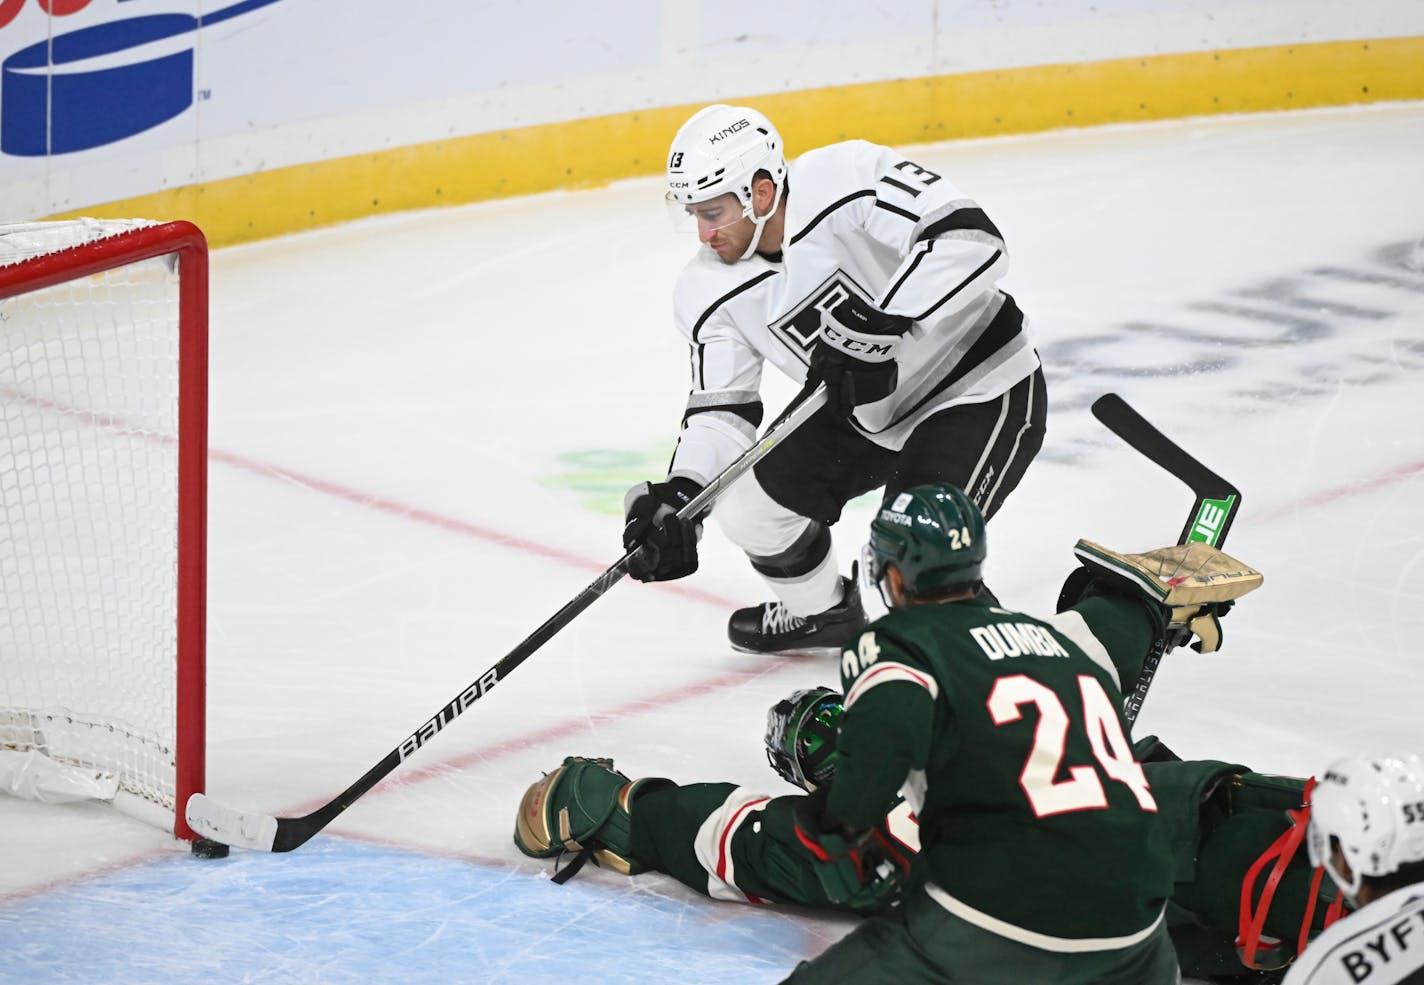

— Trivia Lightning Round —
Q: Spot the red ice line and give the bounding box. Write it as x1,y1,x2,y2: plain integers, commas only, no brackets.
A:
1248,458,1424,521
225,450,1424,816
210,446,738,610
208,449,810,809
368,659,805,794
4,451,1420,904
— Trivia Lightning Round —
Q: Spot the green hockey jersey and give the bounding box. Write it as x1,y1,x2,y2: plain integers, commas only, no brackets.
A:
830,595,1174,944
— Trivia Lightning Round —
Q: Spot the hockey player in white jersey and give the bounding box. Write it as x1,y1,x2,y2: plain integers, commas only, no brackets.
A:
1282,752,1424,985
621,104,1047,653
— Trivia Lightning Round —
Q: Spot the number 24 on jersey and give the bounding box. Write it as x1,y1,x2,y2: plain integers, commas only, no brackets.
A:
988,673,1158,818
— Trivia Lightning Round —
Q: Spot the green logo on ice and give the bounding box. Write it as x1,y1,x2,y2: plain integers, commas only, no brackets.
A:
538,448,671,515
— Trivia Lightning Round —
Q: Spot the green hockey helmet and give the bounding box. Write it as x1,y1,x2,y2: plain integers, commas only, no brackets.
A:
764,686,845,791
866,483,986,603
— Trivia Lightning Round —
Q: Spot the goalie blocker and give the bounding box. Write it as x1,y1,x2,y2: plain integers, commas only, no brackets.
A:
1068,541,1264,654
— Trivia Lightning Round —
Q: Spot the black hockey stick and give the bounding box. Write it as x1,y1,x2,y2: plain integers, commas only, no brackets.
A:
186,386,829,852
1090,393,1241,726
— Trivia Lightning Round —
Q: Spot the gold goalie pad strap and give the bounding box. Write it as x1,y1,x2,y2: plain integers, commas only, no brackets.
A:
1073,540,1263,607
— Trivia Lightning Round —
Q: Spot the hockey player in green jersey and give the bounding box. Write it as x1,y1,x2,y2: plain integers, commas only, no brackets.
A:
514,721,1343,982
760,482,1256,982
516,482,1285,982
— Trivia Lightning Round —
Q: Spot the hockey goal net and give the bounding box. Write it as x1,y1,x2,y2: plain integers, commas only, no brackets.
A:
0,219,207,840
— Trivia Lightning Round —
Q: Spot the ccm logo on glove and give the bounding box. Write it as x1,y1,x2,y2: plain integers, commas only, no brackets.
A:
822,324,897,361
809,294,912,416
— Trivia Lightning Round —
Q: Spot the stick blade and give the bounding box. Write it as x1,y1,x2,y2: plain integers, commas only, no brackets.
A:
186,792,279,852
1090,393,1238,497
1090,392,1241,544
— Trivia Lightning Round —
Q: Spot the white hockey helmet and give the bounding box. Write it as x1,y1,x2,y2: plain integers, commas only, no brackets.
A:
665,104,787,258
1306,751,1424,899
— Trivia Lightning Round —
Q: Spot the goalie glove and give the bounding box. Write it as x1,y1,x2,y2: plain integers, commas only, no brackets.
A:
789,786,911,909
807,293,911,417
1071,540,1262,654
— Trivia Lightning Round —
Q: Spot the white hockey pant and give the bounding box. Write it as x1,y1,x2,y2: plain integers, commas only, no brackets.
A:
714,472,844,616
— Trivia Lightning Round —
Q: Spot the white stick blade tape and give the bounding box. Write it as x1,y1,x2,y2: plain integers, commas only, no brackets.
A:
186,792,279,851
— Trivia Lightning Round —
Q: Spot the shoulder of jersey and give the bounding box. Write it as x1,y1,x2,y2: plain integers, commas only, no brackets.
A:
871,602,984,636
672,247,780,324
787,140,895,227
791,139,885,183
865,606,929,639
1288,891,1424,977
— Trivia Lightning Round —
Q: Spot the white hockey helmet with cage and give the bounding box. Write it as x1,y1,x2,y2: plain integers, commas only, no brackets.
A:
1306,751,1424,900
666,104,788,258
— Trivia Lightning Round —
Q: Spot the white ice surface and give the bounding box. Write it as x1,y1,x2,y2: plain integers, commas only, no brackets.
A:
2,102,1422,983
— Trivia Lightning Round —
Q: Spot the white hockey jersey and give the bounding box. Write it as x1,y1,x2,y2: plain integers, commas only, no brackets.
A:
667,139,1041,487
1281,883,1424,985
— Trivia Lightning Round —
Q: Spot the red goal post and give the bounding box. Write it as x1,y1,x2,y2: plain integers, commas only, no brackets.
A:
0,219,208,841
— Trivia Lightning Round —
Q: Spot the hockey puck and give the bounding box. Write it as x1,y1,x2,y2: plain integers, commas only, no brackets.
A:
191,836,230,859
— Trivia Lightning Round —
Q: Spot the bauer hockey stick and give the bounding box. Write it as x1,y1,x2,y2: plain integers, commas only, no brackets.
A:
1090,393,1241,726
187,385,830,852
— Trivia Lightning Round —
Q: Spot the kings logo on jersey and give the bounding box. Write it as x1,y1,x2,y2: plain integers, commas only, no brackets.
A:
771,272,877,360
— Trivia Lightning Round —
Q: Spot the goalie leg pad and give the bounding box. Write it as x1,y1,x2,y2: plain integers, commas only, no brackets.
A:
1073,540,1263,608
514,756,671,875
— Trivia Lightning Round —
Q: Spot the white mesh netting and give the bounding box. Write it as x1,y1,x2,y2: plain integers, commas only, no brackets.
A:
0,219,184,819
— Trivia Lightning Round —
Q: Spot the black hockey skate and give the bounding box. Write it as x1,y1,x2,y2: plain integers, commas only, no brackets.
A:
728,575,867,654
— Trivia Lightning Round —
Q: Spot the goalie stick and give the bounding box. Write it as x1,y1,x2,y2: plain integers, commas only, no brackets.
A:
187,386,829,852
1090,393,1241,726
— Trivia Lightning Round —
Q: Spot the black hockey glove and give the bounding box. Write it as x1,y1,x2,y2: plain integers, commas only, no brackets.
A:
807,294,911,417
622,477,704,582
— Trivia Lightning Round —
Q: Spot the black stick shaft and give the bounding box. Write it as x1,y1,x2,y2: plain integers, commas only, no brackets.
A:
1090,394,1241,727
265,387,829,851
